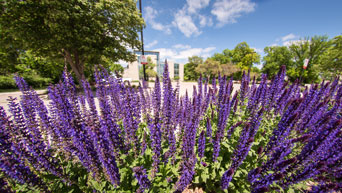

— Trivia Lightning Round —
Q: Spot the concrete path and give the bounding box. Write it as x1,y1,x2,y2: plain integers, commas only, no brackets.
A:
0,82,242,113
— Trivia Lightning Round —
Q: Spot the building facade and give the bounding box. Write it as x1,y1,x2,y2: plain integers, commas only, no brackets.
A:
123,51,184,81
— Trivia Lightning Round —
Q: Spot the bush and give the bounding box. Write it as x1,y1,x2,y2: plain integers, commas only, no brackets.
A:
22,74,51,88
0,75,16,89
0,74,51,90
1,66,342,192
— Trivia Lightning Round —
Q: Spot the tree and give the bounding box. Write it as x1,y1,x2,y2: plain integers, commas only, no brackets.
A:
220,63,240,77
262,46,294,78
319,35,342,79
195,58,221,78
232,42,260,70
184,56,203,81
288,36,330,83
211,49,232,64
0,27,22,75
17,50,64,83
0,0,144,82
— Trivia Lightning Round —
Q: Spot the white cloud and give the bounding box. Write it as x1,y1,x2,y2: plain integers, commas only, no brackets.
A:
187,0,211,14
283,39,307,47
171,0,212,37
199,15,213,27
173,44,192,49
203,47,216,53
153,48,178,59
281,33,298,42
145,40,158,49
145,6,172,34
153,46,216,63
211,0,256,27
251,47,263,54
173,9,202,37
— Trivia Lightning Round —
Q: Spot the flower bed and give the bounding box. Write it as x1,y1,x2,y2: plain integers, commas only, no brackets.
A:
1,65,341,192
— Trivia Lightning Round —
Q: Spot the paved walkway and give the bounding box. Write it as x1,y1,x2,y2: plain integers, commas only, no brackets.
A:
0,82,242,113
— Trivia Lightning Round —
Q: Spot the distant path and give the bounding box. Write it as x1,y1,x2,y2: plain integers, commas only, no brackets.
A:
0,90,48,113
0,83,242,113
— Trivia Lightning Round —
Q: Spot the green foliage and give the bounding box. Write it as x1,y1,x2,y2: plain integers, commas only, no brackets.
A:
211,49,233,64
184,56,203,81
261,35,331,83
195,58,221,78
195,59,242,79
0,0,144,81
207,42,260,80
189,105,272,193
220,63,241,77
0,50,58,89
232,42,260,70
17,51,64,83
262,46,294,79
0,75,16,89
319,35,342,79
288,36,329,83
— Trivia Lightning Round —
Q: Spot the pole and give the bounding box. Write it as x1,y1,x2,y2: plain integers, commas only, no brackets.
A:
139,0,147,81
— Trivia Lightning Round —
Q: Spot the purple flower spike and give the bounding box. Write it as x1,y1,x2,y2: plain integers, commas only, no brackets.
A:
198,130,206,159
133,166,151,193
221,168,234,189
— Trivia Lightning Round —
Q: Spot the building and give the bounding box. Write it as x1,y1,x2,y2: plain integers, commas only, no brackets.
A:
122,51,184,81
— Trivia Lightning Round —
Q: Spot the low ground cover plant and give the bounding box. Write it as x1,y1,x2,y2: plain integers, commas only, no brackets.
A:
1,65,342,192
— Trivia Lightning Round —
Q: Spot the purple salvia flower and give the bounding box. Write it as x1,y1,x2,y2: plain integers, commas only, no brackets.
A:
221,168,235,189
198,130,206,159
221,108,263,190
206,117,212,142
212,78,233,162
239,71,250,107
149,115,162,178
152,76,162,114
227,121,243,139
141,131,147,155
265,99,302,155
0,107,45,189
310,182,342,193
133,166,151,193
175,154,197,192
7,97,65,181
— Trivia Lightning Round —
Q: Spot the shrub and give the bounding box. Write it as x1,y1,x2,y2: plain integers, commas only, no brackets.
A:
0,74,51,90
1,65,342,192
21,74,51,88
0,75,16,89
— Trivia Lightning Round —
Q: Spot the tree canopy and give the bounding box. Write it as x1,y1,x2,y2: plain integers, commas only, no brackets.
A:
232,42,260,70
184,56,202,81
0,0,144,82
262,46,294,78
262,35,332,83
184,42,261,81
319,35,342,79
195,58,221,78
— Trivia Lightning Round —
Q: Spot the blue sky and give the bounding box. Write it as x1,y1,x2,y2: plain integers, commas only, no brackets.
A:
139,0,342,67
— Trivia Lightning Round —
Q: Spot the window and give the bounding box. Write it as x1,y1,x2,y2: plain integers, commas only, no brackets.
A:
174,63,179,78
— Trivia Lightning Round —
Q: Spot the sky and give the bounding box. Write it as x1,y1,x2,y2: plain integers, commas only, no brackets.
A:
138,0,342,67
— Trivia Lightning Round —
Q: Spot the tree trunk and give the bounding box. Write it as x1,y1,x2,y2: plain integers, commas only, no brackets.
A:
63,49,85,83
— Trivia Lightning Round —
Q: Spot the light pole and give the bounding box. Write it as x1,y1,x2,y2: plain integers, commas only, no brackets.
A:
139,0,147,81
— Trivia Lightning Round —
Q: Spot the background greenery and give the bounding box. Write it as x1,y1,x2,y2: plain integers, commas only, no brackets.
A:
184,35,342,83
